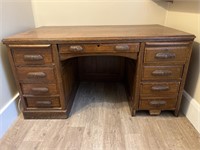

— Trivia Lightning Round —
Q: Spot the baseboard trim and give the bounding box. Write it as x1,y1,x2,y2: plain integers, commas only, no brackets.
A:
0,93,20,139
182,90,200,134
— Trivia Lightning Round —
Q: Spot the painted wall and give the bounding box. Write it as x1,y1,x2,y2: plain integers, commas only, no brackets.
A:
31,0,168,27
165,1,200,104
0,0,35,138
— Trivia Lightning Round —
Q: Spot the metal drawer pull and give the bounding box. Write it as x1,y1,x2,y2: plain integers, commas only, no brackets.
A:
150,100,166,107
151,85,169,91
27,72,46,78
152,70,172,76
155,52,176,59
36,101,52,105
115,45,130,51
31,87,49,93
24,55,43,61
69,45,83,52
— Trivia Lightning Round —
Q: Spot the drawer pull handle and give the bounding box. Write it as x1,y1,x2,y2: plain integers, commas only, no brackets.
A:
31,87,49,93
152,70,172,76
115,45,130,51
27,72,46,78
69,45,83,52
36,101,52,105
155,52,176,59
24,55,43,61
149,100,166,107
151,85,169,91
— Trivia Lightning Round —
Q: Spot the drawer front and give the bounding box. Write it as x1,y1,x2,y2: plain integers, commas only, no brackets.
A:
16,67,56,83
140,82,180,97
139,97,177,110
59,43,139,53
144,47,188,63
21,84,58,95
25,97,60,108
12,48,53,66
142,66,183,80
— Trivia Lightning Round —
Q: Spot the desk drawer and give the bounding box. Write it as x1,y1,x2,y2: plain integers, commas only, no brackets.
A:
59,43,139,53
16,67,56,83
144,46,188,63
139,97,177,110
25,97,60,108
142,66,183,80
21,84,58,95
140,82,180,97
12,48,53,66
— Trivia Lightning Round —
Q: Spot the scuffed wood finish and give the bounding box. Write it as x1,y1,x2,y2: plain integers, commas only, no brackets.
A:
2,25,194,44
61,57,79,116
144,46,189,63
1,83,200,150
21,83,58,96
141,41,194,115
16,67,56,83
12,47,53,66
2,25,195,118
59,43,139,53
140,82,180,97
25,97,60,108
142,65,183,80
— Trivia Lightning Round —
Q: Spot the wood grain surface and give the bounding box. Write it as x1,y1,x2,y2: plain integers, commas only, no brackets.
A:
2,25,195,44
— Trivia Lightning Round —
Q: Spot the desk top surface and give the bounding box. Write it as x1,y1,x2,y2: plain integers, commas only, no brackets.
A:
3,25,195,44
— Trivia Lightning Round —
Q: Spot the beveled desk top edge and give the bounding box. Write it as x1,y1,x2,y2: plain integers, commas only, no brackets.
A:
2,25,195,44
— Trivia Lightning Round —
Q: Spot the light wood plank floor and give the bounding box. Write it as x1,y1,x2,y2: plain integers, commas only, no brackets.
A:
1,82,200,150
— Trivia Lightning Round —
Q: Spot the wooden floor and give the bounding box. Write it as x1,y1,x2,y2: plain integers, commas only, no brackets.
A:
1,82,200,150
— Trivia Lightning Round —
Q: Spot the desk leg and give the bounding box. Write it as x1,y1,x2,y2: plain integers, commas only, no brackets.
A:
132,110,136,116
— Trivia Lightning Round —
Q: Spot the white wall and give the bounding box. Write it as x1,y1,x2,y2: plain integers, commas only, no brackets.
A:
165,1,200,104
165,0,200,133
31,0,168,27
0,0,35,138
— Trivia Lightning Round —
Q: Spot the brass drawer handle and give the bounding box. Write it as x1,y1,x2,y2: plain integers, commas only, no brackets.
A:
151,85,169,91
27,72,46,78
115,45,130,51
31,87,49,93
69,45,83,52
36,100,52,105
24,55,43,61
152,70,172,76
155,52,176,59
149,100,166,107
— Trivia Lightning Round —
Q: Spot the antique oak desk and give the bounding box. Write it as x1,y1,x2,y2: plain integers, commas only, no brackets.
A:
3,25,195,119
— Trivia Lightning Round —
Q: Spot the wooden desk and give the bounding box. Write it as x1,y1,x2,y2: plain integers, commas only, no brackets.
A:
3,25,195,119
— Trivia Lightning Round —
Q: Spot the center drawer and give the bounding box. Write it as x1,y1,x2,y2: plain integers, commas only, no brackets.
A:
59,43,139,53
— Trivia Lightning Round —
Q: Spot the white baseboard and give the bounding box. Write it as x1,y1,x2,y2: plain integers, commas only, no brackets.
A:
182,90,200,134
0,93,20,139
